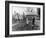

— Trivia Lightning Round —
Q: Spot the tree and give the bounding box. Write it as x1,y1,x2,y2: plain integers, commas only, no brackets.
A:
37,8,40,20
23,12,26,21
16,13,20,21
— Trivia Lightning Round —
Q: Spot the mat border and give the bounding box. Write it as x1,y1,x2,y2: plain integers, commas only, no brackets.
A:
5,1,45,37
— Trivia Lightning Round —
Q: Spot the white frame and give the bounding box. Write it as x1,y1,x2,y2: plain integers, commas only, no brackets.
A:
9,3,43,35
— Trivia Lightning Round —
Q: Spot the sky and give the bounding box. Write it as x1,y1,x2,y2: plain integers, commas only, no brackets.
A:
12,6,38,15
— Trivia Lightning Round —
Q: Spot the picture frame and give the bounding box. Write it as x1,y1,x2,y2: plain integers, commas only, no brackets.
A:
5,1,45,37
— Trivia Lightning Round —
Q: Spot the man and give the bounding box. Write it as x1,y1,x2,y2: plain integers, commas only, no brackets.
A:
32,16,35,25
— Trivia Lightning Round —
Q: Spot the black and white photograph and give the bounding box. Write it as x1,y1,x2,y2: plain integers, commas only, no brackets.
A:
12,7,40,31
5,1,45,37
